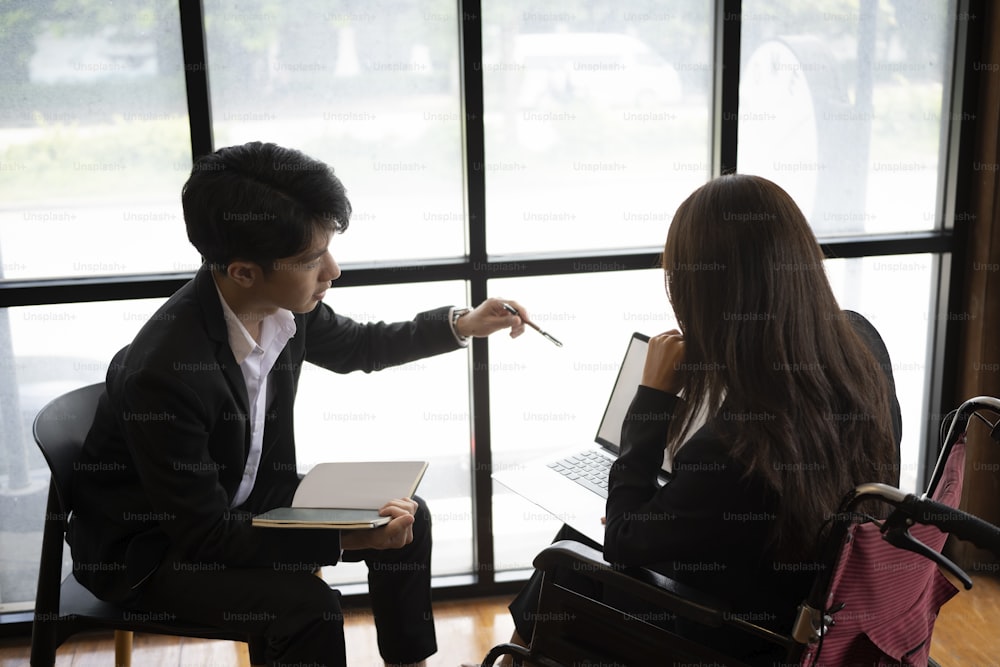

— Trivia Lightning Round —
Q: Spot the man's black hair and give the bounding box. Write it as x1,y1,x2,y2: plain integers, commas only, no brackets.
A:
182,141,351,271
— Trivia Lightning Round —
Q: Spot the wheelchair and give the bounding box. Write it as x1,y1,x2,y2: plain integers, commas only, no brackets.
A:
482,396,1000,666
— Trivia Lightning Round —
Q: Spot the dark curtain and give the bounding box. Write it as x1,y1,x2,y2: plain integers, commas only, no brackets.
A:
952,1,1000,570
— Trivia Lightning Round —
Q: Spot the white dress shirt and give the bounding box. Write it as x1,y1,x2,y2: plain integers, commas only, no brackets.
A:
214,283,296,508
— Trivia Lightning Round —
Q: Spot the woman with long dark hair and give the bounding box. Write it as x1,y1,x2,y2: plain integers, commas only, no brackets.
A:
502,174,902,664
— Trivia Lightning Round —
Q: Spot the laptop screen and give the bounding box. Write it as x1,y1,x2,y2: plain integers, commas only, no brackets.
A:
594,332,650,453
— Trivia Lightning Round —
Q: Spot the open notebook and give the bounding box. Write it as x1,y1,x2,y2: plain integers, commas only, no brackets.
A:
252,460,428,529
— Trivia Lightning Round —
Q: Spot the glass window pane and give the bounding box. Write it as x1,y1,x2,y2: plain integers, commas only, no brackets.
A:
825,254,936,493
0,299,166,612
737,1,953,235
482,2,714,255
0,5,198,280
294,281,473,585
202,1,465,263
489,270,678,571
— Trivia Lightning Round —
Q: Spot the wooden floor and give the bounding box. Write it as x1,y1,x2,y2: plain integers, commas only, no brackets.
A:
1,576,997,666
0,595,515,667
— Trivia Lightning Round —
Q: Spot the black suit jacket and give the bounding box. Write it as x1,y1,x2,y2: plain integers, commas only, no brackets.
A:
604,312,903,656
68,266,461,602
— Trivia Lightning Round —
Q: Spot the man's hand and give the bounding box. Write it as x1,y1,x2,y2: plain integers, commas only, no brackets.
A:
455,297,527,339
340,498,417,551
642,329,686,395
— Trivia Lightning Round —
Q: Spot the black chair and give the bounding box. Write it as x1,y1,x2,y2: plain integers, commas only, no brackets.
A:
484,540,797,667
483,396,1000,666
30,382,266,666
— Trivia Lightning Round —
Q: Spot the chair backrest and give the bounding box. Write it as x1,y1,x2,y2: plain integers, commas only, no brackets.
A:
32,383,105,515
30,380,268,666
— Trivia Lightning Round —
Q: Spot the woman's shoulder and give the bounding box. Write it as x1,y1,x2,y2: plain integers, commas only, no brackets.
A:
838,309,880,335
839,309,875,329
839,310,891,358
672,417,747,473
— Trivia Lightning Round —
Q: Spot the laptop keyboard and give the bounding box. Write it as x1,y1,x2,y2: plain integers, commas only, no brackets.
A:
548,450,612,498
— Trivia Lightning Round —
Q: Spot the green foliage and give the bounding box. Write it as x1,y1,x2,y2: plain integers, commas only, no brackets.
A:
0,111,190,201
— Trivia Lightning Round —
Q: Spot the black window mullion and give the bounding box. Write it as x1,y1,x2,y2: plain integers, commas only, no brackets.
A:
714,0,741,176
458,0,495,586
925,0,982,485
178,0,213,159
0,231,953,309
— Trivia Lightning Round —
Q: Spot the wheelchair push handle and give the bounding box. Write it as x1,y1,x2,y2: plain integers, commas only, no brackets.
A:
896,494,1000,558
927,395,1000,495
847,483,1000,589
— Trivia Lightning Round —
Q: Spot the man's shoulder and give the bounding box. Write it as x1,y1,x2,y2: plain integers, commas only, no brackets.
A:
118,278,219,373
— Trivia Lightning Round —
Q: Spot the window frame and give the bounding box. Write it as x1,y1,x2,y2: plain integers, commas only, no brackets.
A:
0,0,981,629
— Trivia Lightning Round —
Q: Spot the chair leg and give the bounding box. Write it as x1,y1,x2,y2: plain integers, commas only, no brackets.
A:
28,619,58,667
113,629,133,667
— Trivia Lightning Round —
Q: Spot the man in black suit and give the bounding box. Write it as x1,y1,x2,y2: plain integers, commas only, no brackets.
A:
68,141,528,667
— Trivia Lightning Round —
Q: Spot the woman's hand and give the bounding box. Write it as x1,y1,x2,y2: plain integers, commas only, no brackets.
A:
642,330,686,395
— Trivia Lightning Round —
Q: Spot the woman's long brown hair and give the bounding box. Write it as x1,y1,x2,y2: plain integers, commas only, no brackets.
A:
662,174,897,560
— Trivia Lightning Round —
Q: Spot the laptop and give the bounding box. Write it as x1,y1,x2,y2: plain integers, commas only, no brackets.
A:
493,332,671,545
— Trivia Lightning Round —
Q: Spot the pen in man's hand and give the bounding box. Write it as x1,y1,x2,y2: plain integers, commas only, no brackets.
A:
502,303,563,347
